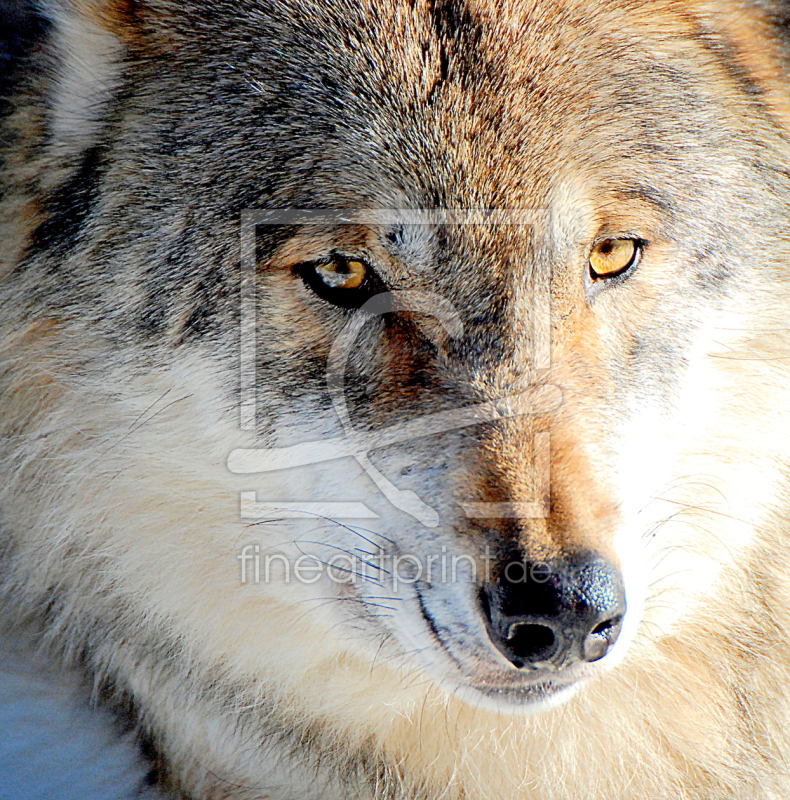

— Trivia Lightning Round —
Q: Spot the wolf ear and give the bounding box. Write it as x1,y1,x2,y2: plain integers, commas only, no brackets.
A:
35,0,130,164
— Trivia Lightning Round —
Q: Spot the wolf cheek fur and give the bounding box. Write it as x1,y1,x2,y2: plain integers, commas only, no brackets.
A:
3,1,790,798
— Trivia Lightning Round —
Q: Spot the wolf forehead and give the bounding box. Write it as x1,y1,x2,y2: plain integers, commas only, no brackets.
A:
144,0,772,196
43,0,787,209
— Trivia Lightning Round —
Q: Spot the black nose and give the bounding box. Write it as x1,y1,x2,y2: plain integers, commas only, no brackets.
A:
480,552,626,669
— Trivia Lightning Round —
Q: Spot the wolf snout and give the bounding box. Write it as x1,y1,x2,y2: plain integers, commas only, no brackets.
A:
480,553,626,670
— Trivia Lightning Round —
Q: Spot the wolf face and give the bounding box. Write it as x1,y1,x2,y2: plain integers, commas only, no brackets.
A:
4,1,790,798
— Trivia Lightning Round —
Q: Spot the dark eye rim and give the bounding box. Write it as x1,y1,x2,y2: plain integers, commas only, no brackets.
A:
295,253,383,309
587,237,646,282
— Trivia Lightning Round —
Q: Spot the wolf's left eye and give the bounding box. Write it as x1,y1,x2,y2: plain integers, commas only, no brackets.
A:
589,238,642,280
298,255,376,309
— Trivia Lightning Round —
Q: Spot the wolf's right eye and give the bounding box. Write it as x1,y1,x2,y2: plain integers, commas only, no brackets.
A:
589,238,641,280
297,254,378,309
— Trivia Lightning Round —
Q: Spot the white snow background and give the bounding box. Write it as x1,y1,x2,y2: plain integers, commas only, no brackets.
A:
0,626,165,800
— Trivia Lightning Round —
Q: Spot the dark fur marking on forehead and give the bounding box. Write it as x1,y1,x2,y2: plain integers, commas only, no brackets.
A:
425,0,484,91
427,0,480,41
425,44,450,104
28,144,103,260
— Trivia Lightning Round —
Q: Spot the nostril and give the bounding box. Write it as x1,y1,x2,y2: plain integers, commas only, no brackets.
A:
505,623,557,664
583,615,624,663
591,616,621,636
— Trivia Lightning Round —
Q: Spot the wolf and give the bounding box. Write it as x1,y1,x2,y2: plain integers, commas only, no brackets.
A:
3,0,790,797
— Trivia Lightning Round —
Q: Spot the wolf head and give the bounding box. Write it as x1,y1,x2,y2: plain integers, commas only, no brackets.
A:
4,0,790,796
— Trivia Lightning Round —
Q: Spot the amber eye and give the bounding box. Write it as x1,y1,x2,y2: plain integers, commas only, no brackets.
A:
298,254,377,308
589,238,641,280
314,257,367,290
